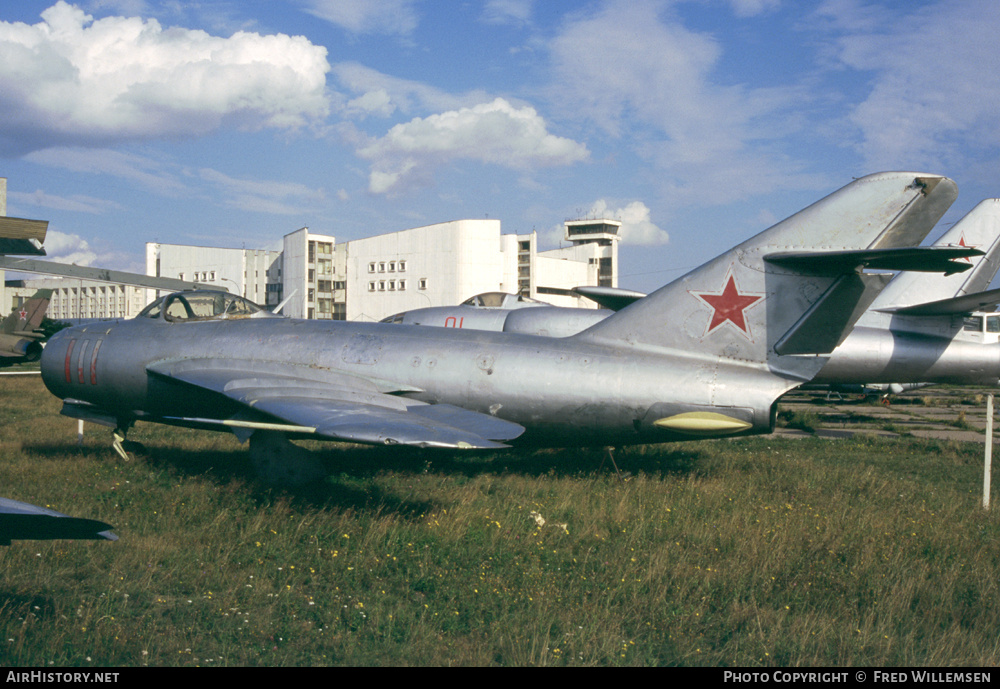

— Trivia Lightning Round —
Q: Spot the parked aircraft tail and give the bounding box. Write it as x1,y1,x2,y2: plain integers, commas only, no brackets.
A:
574,172,961,383
1,289,52,335
868,198,1000,310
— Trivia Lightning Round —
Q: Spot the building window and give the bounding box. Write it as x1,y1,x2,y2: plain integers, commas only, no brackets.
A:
419,278,427,290
210,271,216,281
398,279,406,291
369,282,376,292
369,262,376,273
378,281,386,291
398,260,406,272
378,262,386,273
389,261,396,272
388,280,396,291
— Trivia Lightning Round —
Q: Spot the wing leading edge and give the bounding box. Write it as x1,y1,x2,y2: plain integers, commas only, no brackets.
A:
146,359,524,449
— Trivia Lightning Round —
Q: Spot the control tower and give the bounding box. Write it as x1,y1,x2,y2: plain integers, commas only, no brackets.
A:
564,218,621,287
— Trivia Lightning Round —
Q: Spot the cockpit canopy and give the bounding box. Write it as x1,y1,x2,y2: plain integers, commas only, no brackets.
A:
137,291,274,322
460,292,545,308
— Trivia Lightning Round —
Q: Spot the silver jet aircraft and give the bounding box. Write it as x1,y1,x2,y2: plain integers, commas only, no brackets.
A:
39,173,966,480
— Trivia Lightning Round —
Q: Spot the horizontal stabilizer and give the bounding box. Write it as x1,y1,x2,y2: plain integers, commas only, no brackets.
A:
879,286,1000,316
775,272,892,355
765,246,984,276
572,286,647,311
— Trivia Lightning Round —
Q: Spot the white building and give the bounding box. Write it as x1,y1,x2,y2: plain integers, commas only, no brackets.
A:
19,278,146,321
144,217,621,322
279,228,341,319
146,242,282,306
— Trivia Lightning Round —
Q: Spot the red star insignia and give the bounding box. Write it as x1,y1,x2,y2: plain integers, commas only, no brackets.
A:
690,269,764,338
958,235,978,263
18,309,26,320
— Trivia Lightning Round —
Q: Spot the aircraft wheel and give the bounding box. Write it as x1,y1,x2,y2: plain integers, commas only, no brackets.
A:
248,431,327,487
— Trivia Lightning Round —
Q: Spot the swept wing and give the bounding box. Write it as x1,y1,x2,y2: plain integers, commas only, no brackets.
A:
145,358,524,449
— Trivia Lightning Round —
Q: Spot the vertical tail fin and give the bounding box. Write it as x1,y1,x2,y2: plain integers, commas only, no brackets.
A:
574,172,957,381
2,289,52,334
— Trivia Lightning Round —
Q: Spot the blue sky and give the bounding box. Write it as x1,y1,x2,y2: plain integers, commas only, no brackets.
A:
1,0,999,292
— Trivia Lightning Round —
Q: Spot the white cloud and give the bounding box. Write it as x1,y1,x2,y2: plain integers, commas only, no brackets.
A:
300,0,419,35
9,189,120,215
358,98,589,194
197,168,327,215
483,0,535,25
346,88,397,119
332,62,491,118
819,0,1000,171
588,200,669,245
41,229,99,266
0,1,330,154
548,0,825,205
542,199,668,247
24,147,188,196
727,0,780,17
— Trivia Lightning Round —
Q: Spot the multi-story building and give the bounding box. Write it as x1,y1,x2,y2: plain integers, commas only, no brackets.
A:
145,218,621,322
17,278,146,321
145,242,282,307
279,228,342,319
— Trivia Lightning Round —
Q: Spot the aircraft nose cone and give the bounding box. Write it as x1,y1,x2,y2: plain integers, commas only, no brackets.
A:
39,326,76,397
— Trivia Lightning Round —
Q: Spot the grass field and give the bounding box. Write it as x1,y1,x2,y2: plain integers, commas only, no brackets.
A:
1,375,998,666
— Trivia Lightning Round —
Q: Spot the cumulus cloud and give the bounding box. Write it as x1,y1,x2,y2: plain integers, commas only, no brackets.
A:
819,0,1000,170
358,98,589,194
586,200,669,245
300,0,420,35
41,229,99,266
0,1,330,154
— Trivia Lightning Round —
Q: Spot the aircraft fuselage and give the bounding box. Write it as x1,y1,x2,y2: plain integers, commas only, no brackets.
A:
41,316,789,447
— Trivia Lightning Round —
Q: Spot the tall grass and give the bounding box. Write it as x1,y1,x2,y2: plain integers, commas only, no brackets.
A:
1,377,998,665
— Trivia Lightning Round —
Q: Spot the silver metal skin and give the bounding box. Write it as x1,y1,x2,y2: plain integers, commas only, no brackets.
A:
40,173,958,455
384,299,612,337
